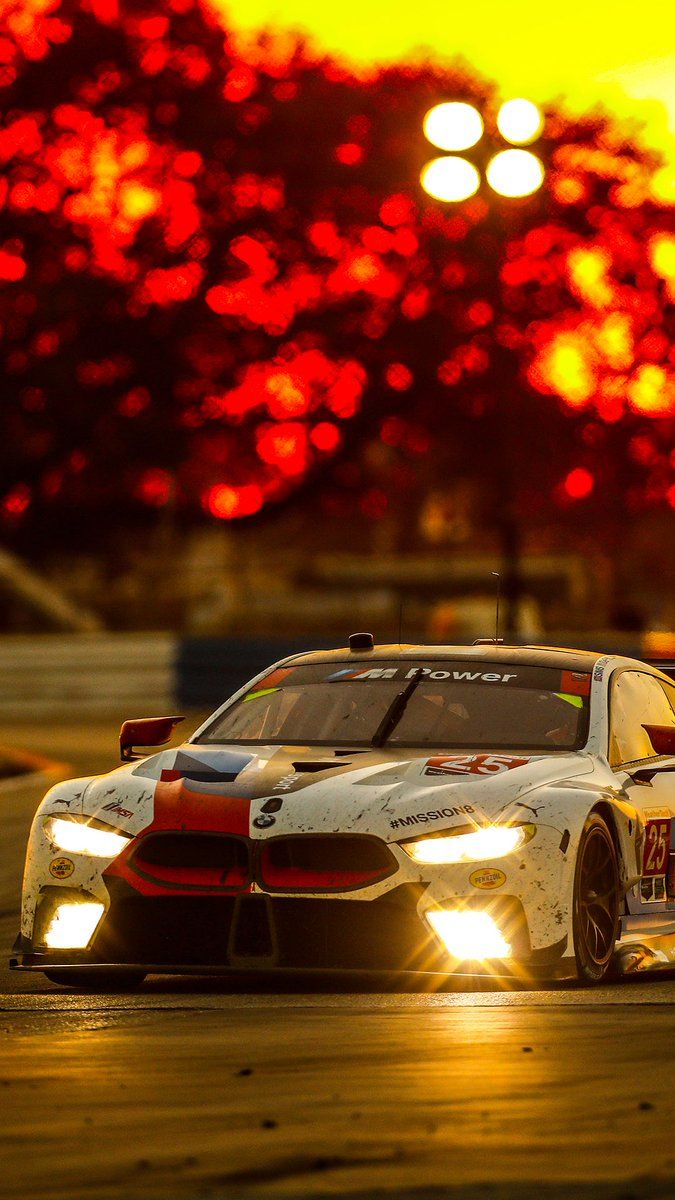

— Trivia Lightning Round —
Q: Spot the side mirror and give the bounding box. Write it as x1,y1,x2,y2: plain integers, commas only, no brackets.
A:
120,716,185,762
643,724,675,757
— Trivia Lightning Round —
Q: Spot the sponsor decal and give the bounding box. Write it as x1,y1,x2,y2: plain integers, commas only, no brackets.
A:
390,805,474,830
255,667,296,691
50,856,74,879
326,666,520,684
102,801,134,819
244,687,280,703
253,813,276,829
404,668,518,683
644,807,672,820
642,817,671,878
326,667,398,682
470,867,506,890
273,773,299,792
593,656,610,682
425,754,529,777
560,670,591,697
641,876,667,903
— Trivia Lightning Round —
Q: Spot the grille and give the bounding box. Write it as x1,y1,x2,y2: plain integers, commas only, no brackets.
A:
128,831,396,893
130,832,249,890
259,834,396,892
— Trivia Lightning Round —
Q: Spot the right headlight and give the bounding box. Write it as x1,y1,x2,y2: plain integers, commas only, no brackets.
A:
401,822,535,865
46,817,131,858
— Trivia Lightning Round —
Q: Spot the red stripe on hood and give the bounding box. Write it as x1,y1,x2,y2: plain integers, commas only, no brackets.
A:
104,779,252,895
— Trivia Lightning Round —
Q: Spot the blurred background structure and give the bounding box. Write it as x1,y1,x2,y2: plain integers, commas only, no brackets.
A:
0,0,673,682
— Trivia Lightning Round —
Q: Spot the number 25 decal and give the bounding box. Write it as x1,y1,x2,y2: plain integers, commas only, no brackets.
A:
643,819,671,878
426,754,529,776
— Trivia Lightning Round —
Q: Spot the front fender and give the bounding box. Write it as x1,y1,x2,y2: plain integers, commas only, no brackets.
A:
516,783,640,955
20,776,95,938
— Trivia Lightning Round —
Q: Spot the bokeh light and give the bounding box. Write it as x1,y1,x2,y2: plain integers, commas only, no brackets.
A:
496,99,544,145
563,468,595,500
486,149,545,197
423,102,484,152
420,156,481,202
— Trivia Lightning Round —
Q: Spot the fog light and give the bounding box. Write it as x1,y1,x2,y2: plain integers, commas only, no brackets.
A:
427,909,511,960
44,901,105,949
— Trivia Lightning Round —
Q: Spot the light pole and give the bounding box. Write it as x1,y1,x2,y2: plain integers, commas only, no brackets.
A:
419,97,546,639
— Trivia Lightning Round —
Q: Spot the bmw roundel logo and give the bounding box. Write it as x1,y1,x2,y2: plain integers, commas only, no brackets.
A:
253,813,276,829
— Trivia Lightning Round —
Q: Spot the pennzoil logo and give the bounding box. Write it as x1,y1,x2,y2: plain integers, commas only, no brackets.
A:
49,856,74,879
469,867,506,890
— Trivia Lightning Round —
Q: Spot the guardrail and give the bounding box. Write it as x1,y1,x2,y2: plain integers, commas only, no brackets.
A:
0,634,338,718
0,634,175,718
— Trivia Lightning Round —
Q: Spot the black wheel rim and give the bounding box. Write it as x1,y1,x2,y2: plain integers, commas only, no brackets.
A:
578,828,617,966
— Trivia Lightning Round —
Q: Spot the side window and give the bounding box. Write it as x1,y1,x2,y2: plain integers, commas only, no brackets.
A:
609,672,675,767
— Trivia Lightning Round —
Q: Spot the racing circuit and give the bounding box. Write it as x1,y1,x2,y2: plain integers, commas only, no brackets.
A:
3,719,675,1200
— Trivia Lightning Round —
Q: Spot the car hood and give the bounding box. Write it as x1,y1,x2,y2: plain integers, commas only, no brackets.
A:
81,742,596,842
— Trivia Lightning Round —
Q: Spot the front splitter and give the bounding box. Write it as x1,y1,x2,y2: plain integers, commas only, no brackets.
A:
10,954,579,982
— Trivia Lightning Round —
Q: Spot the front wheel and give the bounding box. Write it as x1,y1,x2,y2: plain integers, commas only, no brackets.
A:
573,813,620,984
43,970,146,991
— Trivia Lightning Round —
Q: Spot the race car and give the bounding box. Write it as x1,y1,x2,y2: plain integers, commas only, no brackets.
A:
11,637,675,988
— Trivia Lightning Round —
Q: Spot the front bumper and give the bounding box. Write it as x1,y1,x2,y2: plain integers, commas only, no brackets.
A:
12,878,569,976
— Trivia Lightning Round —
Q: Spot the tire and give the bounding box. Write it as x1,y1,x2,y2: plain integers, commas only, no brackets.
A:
572,813,620,984
43,970,146,991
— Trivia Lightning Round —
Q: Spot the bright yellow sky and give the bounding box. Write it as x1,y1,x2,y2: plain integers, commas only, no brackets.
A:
217,0,675,195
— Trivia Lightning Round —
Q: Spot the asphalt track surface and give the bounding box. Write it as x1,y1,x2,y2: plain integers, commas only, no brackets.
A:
3,720,675,1200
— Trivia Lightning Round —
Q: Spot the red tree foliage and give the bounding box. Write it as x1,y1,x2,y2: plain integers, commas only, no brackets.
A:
0,0,673,543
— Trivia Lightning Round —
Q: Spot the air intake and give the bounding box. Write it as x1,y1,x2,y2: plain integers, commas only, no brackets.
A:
348,632,374,651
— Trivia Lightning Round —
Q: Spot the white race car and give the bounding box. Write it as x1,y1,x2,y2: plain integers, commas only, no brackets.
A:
11,638,675,987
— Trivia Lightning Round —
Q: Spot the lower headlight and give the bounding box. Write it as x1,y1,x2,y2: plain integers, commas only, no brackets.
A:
402,823,535,865
427,909,511,959
43,901,105,949
47,817,130,858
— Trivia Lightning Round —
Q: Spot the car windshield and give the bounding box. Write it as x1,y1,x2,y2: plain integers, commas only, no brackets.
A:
196,660,591,751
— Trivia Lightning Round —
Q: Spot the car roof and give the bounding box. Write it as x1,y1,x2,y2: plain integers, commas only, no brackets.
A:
283,643,604,672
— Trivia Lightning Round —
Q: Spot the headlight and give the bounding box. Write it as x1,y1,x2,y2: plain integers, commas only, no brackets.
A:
401,823,535,865
47,817,130,858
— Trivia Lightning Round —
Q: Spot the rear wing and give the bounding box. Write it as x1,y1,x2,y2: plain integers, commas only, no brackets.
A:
644,660,675,682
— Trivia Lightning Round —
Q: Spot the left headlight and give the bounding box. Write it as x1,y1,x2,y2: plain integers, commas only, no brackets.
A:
46,817,131,858
401,823,535,865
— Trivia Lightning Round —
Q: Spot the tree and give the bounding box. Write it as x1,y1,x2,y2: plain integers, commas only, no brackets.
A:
0,0,673,554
